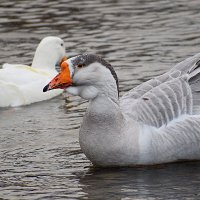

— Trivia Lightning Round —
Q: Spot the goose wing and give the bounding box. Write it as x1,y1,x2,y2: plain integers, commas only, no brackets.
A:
120,53,200,128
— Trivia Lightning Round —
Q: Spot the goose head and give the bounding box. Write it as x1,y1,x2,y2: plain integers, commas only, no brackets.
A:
32,36,66,70
43,54,119,101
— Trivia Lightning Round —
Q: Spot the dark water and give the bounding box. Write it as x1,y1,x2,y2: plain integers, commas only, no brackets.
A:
0,0,200,199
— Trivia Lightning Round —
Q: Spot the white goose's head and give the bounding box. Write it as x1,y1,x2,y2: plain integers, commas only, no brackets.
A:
32,36,66,70
43,54,119,101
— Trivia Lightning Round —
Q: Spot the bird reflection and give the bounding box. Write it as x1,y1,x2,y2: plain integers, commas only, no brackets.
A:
77,162,200,200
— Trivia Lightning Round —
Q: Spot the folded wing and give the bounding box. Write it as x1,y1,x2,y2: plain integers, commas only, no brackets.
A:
121,53,200,128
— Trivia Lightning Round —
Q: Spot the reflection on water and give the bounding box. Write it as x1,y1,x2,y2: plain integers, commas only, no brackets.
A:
79,162,200,200
0,0,200,199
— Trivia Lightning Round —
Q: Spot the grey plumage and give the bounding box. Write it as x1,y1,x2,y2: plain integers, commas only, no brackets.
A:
65,53,200,166
121,53,200,128
71,54,119,97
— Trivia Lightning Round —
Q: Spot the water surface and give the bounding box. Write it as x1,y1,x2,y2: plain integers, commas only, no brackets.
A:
0,0,200,199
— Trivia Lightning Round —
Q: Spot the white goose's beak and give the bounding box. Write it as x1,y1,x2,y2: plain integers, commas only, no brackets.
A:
59,56,68,66
43,60,72,92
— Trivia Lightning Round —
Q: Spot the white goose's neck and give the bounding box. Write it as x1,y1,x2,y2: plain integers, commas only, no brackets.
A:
31,48,57,70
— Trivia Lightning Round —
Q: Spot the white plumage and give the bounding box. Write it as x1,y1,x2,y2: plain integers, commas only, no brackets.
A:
0,36,65,107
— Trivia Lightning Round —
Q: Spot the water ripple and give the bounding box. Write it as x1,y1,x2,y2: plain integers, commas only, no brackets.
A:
0,0,200,199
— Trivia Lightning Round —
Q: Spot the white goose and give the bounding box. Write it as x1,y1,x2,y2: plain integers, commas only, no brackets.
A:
0,36,66,107
44,53,200,166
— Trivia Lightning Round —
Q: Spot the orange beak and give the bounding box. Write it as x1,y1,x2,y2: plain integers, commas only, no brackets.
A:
43,60,72,92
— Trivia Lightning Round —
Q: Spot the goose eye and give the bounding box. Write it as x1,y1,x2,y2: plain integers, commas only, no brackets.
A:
61,43,63,46
77,64,85,68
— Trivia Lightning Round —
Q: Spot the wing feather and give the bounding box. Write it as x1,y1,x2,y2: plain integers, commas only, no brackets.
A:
120,53,200,128
121,76,192,128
